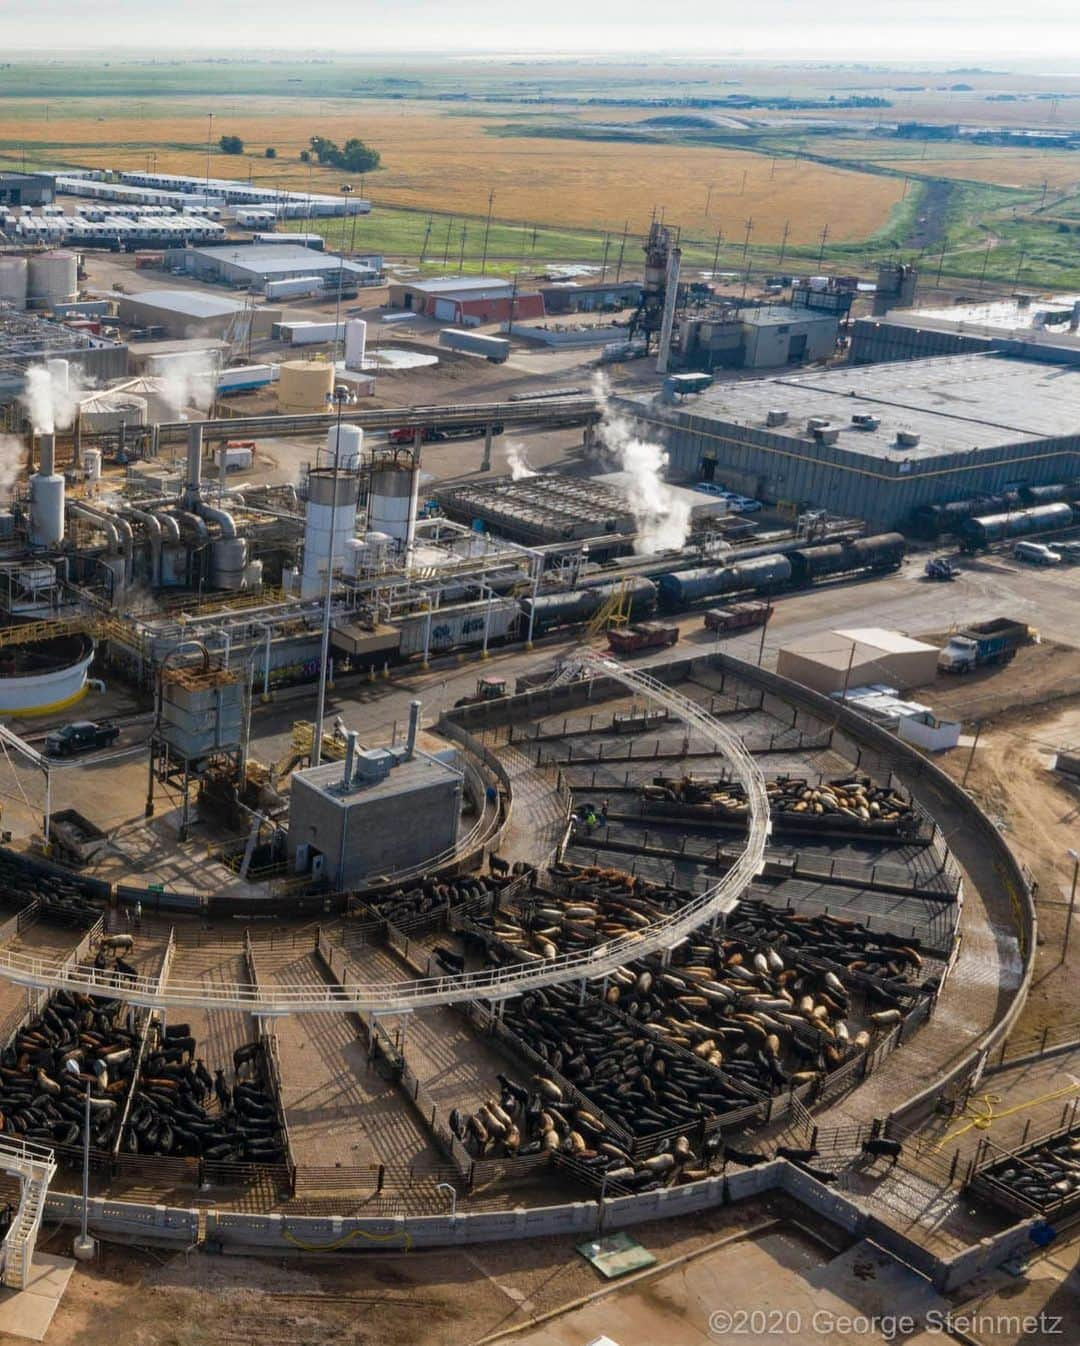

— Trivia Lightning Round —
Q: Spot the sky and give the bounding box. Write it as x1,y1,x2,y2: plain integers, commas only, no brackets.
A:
0,1,1077,61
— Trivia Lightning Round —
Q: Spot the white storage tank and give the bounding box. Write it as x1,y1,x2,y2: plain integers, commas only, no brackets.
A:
368,456,419,551
78,391,148,434
211,536,250,590
278,359,334,414
300,465,361,600
29,433,64,547
0,256,28,309
81,447,102,482
345,318,367,370
28,250,78,308
322,422,363,473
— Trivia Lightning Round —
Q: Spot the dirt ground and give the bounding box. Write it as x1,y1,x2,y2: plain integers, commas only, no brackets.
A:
22,1200,773,1346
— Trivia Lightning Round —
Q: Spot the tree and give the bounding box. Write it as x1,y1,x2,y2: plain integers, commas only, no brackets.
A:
264,147,276,159
307,134,380,173
299,149,311,163
219,135,244,155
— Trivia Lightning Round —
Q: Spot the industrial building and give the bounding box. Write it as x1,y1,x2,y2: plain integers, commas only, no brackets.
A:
539,280,642,315
165,244,383,292
777,628,940,696
617,354,1080,531
852,292,1080,368
112,290,282,341
0,173,55,207
0,307,128,403
675,304,839,372
387,277,545,326
435,473,637,546
287,708,463,889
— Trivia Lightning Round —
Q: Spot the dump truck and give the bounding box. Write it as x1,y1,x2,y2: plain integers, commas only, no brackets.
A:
937,618,1035,674
704,601,771,634
607,622,679,655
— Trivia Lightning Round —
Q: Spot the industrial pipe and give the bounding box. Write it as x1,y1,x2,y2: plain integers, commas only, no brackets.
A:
195,500,238,539
185,422,203,507
343,730,358,787
38,432,56,477
405,699,421,761
67,501,120,555
121,506,163,585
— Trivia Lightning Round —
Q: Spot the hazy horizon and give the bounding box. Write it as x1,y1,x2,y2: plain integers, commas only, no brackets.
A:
0,2,1076,63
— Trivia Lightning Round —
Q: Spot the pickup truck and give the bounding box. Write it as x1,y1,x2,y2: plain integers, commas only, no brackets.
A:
607,622,679,655
704,601,771,634
389,421,504,446
44,720,121,758
937,618,1035,675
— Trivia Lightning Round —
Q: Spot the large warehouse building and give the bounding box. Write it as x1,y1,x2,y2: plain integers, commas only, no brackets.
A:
113,290,282,340
852,293,1080,368
166,244,383,291
617,354,1080,531
387,277,545,325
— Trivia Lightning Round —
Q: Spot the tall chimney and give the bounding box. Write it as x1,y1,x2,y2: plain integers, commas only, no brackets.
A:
39,432,55,477
185,422,203,507
405,700,421,760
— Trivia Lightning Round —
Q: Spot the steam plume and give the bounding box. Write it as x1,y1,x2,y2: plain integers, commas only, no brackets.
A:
155,350,219,420
20,362,87,435
504,441,537,481
591,371,691,554
0,435,26,498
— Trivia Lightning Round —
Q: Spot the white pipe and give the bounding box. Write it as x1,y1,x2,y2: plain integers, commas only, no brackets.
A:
121,505,162,584
195,500,237,539
68,501,120,554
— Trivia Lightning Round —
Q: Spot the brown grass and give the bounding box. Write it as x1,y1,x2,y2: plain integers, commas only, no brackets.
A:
0,97,904,244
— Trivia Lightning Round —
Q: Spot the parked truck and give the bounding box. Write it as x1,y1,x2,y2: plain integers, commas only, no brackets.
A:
607,622,679,655
703,601,771,634
937,618,1036,674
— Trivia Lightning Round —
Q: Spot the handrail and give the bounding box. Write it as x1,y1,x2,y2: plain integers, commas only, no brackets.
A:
0,657,769,1014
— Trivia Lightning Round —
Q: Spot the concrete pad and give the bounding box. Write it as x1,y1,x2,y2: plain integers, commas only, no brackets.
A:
805,1238,949,1320
0,1253,76,1342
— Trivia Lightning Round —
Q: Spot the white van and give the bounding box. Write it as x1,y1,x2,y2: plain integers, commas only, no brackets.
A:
1014,541,1062,566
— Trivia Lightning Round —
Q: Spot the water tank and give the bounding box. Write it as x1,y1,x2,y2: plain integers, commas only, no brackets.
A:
78,392,148,434
0,256,28,309
368,457,420,549
345,318,367,370
323,422,363,473
29,473,64,547
211,536,250,590
278,359,334,413
27,250,78,308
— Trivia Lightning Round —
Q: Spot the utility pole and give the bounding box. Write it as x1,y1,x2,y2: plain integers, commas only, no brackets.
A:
458,222,468,275
312,390,347,770
614,221,629,283
962,722,982,789
741,217,753,262
777,220,790,268
506,273,519,339
205,112,214,192
480,188,495,273
817,222,830,268
419,214,433,264
600,233,610,283
711,230,723,281
1065,849,1079,960
442,218,454,267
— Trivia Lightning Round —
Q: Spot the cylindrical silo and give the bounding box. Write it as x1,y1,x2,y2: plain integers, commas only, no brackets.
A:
211,536,250,590
0,256,28,310
77,392,148,434
344,319,367,370
29,432,65,547
27,250,78,308
82,448,102,482
323,422,363,473
277,359,334,414
367,454,419,551
300,465,361,600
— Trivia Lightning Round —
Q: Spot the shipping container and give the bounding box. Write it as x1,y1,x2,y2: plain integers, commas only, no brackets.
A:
217,364,276,393
395,598,521,658
439,328,510,363
263,275,327,301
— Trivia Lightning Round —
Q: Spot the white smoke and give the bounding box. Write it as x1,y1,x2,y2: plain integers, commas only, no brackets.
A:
504,440,537,481
20,362,88,435
154,350,218,421
0,435,26,498
591,371,691,555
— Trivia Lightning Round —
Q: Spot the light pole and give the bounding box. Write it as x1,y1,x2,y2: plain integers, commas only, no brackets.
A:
1065,848,1079,960
312,389,348,768
205,113,214,193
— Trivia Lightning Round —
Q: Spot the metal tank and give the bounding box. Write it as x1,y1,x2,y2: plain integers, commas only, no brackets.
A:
27,250,78,308
0,256,28,310
961,503,1074,548
300,463,361,600
81,448,102,483
77,392,148,434
277,360,334,413
786,534,904,586
523,578,657,634
1019,483,1068,506
345,319,367,370
211,536,250,590
322,422,363,473
367,452,419,551
29,433,64,547
844,532,906,572
657,555,791,608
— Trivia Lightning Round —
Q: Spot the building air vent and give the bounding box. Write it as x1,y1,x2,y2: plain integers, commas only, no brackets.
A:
813,426,840,445
806,416,830,432
766,409,788,427
851,413,881,430
896,429,922,448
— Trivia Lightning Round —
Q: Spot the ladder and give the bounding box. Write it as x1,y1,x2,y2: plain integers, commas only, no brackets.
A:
584,582,631,641
0,1142,57,1292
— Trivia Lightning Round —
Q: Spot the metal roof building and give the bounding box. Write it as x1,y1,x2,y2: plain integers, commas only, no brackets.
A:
167,244,382,291
617,354,1080,531
112,289,282,340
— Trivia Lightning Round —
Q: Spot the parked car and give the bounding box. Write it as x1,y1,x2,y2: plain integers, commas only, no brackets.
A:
44,721,120,758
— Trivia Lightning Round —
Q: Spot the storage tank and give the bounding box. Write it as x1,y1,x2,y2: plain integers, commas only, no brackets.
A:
323,422,363,473
657,555,791,608
0,256,28,310
29,433,64,547
27,250,78,308
843,532,906,572
1019,483,1067,506
81,448,102,482
960,503,1074,548
211,536,250,590
787,534,902,586
77,391,148,434
368,453,420,550
300,464,361,600
345,319,367,370
523,578,657,634
277,359,334,414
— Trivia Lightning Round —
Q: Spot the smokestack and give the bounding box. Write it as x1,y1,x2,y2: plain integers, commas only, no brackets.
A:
342,730,358,787
38,432,55,477
405,700,421,760
185,423,203,507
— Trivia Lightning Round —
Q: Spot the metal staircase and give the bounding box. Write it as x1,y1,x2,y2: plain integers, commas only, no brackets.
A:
0,1140,57,1291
